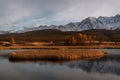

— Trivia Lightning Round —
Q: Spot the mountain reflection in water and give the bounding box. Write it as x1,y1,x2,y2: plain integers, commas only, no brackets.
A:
65,55,120,75
9,54,120,75
0,49,120,80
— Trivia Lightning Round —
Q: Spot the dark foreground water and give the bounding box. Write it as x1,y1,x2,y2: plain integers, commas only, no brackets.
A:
0,49,120,80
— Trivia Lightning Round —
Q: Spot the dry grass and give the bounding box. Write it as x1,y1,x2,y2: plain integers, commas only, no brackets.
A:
9,49,107,61
0,45,120,50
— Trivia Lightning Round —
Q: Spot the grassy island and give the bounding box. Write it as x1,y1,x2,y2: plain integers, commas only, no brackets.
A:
9,49,107,62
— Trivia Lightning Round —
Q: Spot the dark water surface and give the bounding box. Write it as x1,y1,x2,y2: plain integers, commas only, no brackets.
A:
0,49,120,80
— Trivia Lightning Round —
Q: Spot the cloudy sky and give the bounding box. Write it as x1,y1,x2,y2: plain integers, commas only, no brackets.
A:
0,0,120,31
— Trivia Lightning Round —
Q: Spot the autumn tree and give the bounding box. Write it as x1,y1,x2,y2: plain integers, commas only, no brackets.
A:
10,37,15,44
92,35,97,44
65,33,96,46
87,35,92,44
65,36,77,46
75,33,88,45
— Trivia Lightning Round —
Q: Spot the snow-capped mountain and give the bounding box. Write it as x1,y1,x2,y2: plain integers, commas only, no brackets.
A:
64,14,120,31
1,14,120,34
21,14,120,32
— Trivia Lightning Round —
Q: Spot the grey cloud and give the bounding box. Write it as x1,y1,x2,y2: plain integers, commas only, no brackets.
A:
0,0,120,31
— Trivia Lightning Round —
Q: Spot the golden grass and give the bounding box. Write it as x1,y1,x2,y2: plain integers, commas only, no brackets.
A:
9,49,107,61
0,45,120,50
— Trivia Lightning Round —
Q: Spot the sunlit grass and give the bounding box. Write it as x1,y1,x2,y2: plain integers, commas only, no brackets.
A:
9,49,107,61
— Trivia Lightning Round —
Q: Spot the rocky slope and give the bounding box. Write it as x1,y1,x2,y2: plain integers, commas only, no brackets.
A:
16,14,120,33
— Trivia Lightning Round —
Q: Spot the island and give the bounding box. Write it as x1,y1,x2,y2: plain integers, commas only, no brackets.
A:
9,49,107,62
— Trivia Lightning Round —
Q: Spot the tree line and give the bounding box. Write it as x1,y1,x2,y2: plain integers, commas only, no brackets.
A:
64,33,108,46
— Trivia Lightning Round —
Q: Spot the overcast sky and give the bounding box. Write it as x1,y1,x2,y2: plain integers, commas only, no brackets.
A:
0,0,120,31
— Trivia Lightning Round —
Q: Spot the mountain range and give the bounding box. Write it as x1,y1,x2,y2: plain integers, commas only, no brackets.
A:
0,14,120,34
13,14,120,33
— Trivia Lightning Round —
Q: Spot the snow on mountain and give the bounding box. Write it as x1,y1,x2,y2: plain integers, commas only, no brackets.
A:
15,14,120,33
74,17,104,30
68,14,120,31
1,14,120,34
98,14,120,29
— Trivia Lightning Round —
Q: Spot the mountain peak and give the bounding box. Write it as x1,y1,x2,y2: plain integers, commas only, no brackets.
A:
115,14,120,17
4,14,120,33
87,17,96,20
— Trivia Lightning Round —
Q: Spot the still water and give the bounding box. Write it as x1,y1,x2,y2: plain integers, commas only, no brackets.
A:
0,49,120,80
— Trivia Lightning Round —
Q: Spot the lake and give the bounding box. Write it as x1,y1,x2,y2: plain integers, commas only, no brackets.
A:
0,49,120,80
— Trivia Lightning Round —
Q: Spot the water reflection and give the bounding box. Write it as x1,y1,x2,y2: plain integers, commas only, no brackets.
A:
0,49,120,80
1,59,120,80
65,57,120,75
6,55,120,80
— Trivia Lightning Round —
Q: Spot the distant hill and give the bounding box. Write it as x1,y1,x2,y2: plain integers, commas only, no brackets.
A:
0,29,119,42
0,31,10,34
